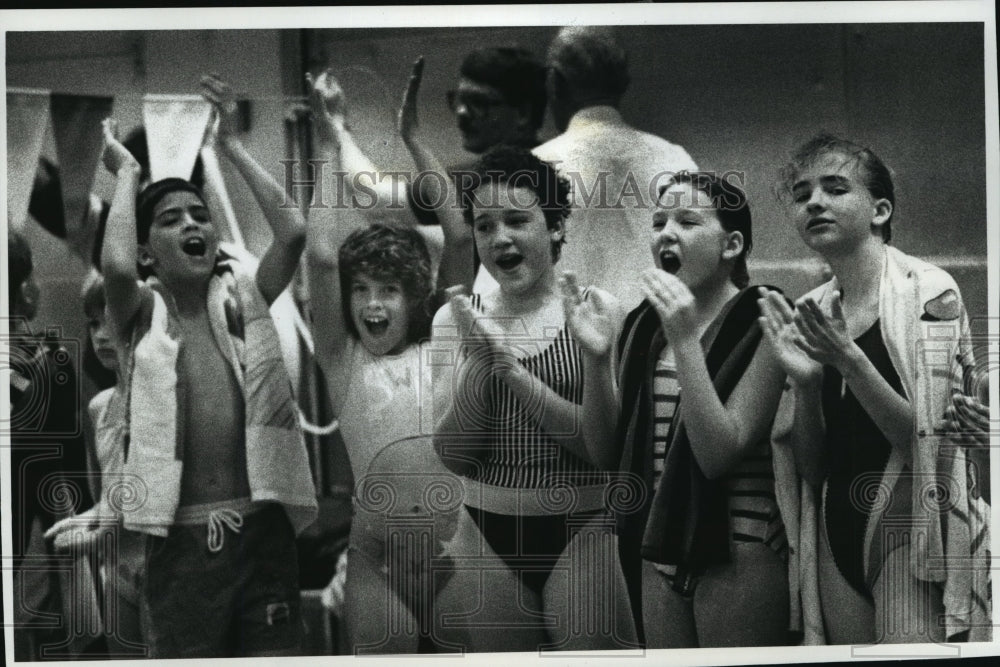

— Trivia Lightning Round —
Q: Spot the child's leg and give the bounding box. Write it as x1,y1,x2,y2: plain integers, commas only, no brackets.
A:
432,506,549,652
871,539,945,644
818,493,877,644
543,512,638,651
693,542,790,647
344,544,421,655
641,560,697,648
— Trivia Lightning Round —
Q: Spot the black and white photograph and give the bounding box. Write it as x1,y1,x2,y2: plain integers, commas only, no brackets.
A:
3,3,998,664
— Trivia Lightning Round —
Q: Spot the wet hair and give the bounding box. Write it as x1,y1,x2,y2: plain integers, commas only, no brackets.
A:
780,133,895,243
547,26,630,105
460,144,571,262
659,171,753,289
460,47,548,131
338,223,435,345
7,227,33,307
135,178,209,245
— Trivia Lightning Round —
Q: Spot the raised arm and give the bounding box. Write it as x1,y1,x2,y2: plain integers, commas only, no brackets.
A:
200,74,306,306
302,69,369,412
398,57,474,292
308,68,407,213
98,119,144,339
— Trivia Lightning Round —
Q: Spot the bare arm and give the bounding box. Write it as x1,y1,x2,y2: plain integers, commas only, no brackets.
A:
796,294,912,463
98,119,144,339
200,74,307,306
303,70,368,413
671,335,787,479
561,275,623,470
642,271,786,480
430,299,492,475
398,57,474,292
758,288,827,485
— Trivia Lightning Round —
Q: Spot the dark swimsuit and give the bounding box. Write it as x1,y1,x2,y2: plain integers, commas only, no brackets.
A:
821,319,905,598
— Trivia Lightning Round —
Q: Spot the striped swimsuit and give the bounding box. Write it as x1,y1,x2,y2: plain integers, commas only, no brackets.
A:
651,350,785,578
462,294,608,595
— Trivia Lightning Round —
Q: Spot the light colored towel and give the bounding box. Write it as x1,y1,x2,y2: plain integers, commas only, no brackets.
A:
773,245,990,643
122,254,317,537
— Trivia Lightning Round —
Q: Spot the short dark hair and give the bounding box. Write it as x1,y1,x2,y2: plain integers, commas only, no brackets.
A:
338,223,435,345
781,133,895,243
135,178,208,245
460,145,571,261
460,47,547,131
7,226,33,306
547,26,630,105
659,171,753,289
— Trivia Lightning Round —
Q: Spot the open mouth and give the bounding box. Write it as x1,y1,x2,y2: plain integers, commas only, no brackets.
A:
659,251,681,274
96,347,117,361
181,237,207,257
363,316,389,336
494,251,524,271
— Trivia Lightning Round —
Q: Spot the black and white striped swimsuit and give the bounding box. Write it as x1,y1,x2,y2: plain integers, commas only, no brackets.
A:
464,293,608,493
461,294,609,596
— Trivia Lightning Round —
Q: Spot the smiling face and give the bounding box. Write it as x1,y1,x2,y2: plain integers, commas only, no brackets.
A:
651,182,742,292
471,180,562,296
350,272,410,356
87,306,118,373
140,190,219,285
789,151,890,255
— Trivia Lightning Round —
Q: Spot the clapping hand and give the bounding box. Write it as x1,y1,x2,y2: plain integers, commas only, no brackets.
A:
560,272,617,357
100,118,140,176
305,68,347,145
758,287,823,385
791,290,858,372
640,268,699,343
446,285,520,380
199,73,241,144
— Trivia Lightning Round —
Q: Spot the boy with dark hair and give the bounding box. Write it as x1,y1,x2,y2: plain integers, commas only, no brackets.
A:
98,74,317,658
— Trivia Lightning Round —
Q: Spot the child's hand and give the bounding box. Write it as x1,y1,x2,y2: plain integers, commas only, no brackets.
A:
200,73,240,143
793,291,858,373
446,286,520,381
936,392,992,446
43,507,108,551
305,68,347,144
397,56,424,145
100,118,140,176
641,268,698,343
758,287,823,386
560,271,616,357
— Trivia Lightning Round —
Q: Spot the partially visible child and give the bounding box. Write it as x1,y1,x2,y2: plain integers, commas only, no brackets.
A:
94,73,317,658
47,271,144,655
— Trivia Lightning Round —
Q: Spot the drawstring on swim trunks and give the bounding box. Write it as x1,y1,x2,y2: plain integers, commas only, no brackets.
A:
207,509,244,553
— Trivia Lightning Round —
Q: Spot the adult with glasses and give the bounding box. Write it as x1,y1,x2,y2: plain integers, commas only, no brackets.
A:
316,47,547,293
